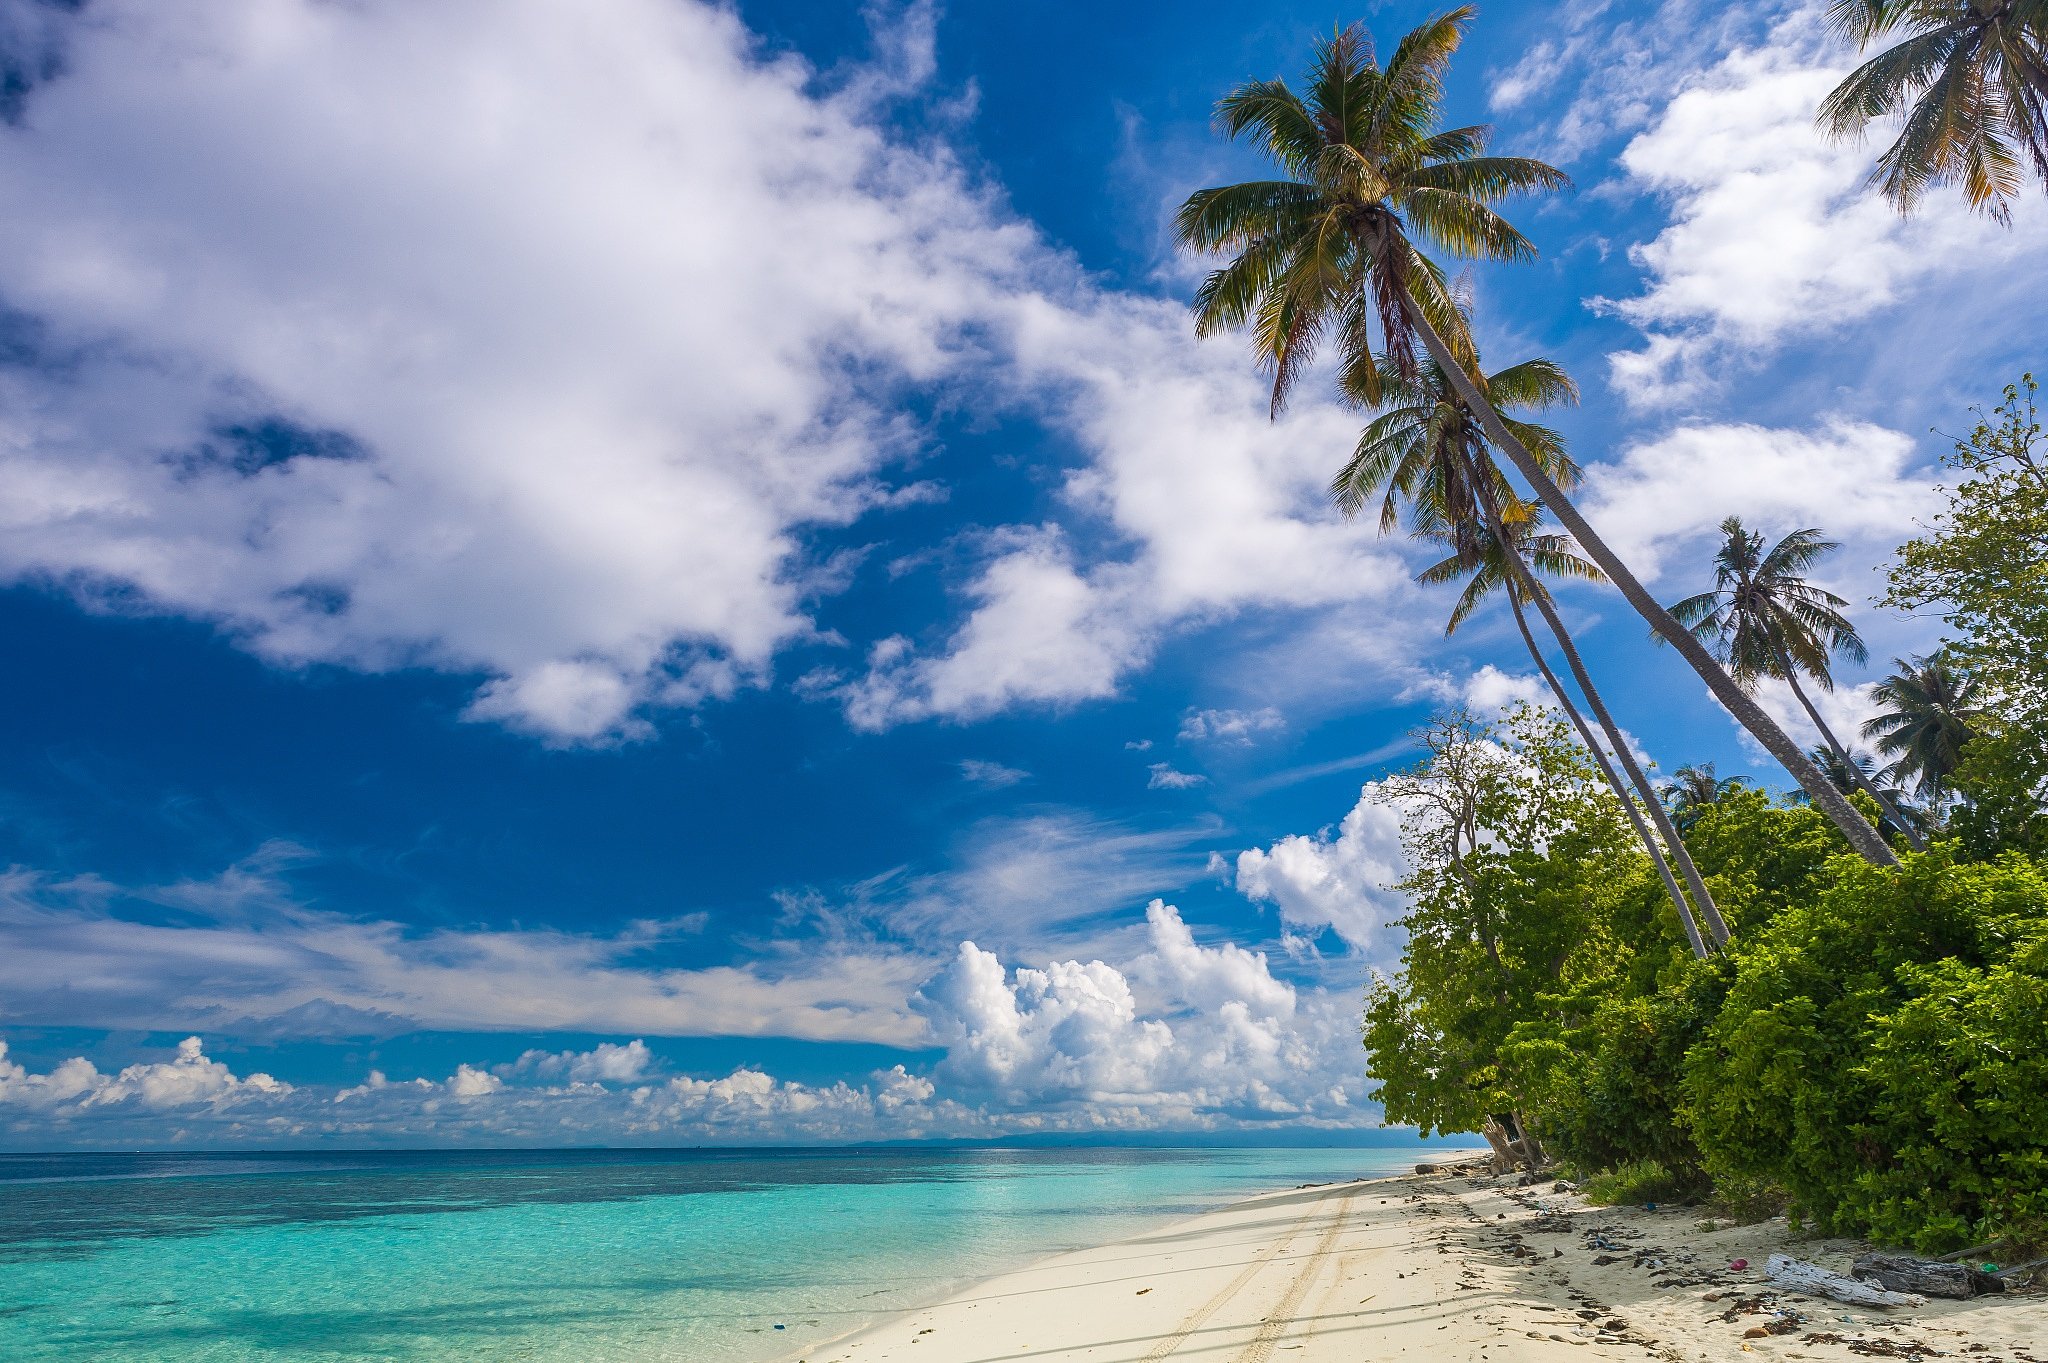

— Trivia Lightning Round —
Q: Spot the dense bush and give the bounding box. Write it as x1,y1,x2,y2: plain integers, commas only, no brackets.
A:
1501,961,1725,1179
1682,850,2048,1250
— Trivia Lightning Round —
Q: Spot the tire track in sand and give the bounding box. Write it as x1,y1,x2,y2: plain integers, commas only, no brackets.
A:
1137,1190,1335,1363
1232,1188,1353,1363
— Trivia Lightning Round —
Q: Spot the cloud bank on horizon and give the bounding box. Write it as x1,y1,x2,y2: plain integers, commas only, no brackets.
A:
0,0,2039,1146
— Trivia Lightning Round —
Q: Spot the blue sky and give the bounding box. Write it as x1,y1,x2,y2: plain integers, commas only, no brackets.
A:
0,0,2039,1147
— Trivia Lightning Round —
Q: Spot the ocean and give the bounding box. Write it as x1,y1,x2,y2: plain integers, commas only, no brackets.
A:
0,1143,1461,1362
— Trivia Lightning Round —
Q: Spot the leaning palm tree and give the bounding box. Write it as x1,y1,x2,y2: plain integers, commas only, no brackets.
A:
1174,9,1898,865
1818,0,2048,223
1334,341,1728,950
1862,652,1987,799
1668,517,1927,851
1417,512,1715,957
1660,763,1746,835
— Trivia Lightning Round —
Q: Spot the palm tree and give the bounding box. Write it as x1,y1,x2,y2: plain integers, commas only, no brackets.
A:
1818,0,2048,223
1334,342,1727,952
1803,744,1935,842
1660,763,1746,835
1174,9,1898,865
1862,652,1987,799
1668,517,1927,851
1418,512,1714,957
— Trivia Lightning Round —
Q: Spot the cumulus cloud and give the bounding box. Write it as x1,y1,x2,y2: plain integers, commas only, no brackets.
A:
1,1036,966,1145
1178,707,1285,744
1600,10,2047,407
1234,783,1410,955
0,1036,287,1115
502,1039,655,1084
912,901,1365,1124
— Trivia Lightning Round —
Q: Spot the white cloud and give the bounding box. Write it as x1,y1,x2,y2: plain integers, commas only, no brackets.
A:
1460,665,1550,715
1178,707,1285,744
502,1039,654,1084
0,0,1425,745
1737,677,1885,765
1579,419,1935,583
0,1036,288,1114
1146,763,1207,790
911,901,1365,1124
1601,11,2047,406
0,854,928,1045
1,898,1382,1143
958,758,1029,787
833,289,1412,726
0,0,1063,743
1234,783,1410,955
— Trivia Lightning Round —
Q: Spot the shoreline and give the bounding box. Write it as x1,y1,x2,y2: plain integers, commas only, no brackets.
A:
763,1153,1487,1363
780,1160,2047,1363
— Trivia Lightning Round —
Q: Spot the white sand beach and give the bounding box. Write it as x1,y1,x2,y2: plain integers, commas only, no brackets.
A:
793,1162,2047,1363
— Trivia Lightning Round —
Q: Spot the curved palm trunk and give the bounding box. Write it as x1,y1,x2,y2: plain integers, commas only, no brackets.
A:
1460,455,1732,947
1502,578,1711,958
1779,663,1928,852
1399,293,1900,868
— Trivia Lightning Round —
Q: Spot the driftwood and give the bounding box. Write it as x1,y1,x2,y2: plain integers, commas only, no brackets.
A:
1854,1252,2004,1299
1763,1254,1925,1307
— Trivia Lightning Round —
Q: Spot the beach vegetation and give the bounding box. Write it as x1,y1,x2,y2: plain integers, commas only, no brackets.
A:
1176,7,2048,1255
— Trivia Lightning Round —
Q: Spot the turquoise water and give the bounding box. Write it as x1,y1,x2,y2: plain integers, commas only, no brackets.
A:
0,1144,1461,1362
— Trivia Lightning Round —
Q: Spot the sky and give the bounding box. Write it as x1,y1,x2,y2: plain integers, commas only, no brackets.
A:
0,0,2040,1149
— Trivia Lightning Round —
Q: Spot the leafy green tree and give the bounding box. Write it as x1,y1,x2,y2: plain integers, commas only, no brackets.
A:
1819,0,2048,222
1176,9,1897,864
1362,706,1674,1139
1886,375,2048,855
1671,517,1926,850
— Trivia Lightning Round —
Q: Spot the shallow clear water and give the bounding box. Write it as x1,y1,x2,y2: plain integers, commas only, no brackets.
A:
0,1144,1461,1362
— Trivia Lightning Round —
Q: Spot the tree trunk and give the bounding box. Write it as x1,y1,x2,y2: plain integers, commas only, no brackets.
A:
1502,578,1711,958
1780,664,1928,852
1399,292,1900,868
1460,447,1733,946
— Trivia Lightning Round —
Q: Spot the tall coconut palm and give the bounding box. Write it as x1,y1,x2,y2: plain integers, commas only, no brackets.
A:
1818,0,2048,223
1174,9,1898,865
1660,764,1746,835
1333,343,1728,950
1417,511,1714,957
1668,517,1927,851
1862,652,1987,799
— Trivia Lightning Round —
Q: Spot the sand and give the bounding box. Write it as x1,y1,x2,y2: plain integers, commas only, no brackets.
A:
786,1161,2047,1363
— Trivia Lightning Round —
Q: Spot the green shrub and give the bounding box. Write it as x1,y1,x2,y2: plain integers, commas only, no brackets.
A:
1581,1159,1708,1206
1683,849,2048,1250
